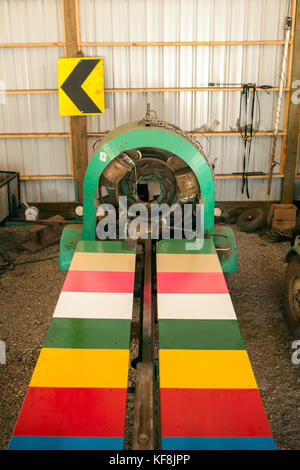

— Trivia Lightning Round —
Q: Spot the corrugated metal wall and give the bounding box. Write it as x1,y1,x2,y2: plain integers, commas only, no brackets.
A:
0,0,293,202
0,0,74,202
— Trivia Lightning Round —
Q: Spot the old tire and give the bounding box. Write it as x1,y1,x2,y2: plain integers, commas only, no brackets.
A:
237,208,265,233
284,256,300,339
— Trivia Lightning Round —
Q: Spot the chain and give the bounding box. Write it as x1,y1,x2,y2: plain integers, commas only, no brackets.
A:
139,114,213,174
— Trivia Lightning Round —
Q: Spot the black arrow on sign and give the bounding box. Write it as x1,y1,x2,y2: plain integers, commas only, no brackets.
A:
61,59,102,114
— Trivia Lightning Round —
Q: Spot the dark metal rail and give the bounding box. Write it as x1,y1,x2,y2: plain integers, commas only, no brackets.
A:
133,239,154,449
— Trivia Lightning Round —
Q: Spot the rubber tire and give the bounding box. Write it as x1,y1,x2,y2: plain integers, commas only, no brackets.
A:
237,208,265,233
291,224,300,247
284,256,300,339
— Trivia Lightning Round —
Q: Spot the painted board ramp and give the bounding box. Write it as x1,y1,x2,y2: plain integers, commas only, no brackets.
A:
157,238,276,451
8,241,136,450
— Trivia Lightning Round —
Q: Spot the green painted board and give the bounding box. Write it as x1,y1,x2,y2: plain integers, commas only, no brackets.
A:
44,318,132,349
158,319,245,350
156,238,216,254
76,240,136,254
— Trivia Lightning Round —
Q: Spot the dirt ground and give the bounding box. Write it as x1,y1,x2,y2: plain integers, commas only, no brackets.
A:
0,225,299,450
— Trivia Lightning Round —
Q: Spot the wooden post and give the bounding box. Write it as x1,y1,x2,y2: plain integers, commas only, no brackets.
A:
61,0,87,201
280,0,297,174
281,0,300,203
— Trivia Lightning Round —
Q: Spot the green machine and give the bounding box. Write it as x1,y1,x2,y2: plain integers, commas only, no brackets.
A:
59,115,237,272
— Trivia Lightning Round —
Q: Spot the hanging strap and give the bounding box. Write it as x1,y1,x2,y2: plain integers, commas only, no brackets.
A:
239,84,256,199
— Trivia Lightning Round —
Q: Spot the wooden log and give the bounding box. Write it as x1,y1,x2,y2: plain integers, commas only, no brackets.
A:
132,363,154,450
133,239,154,450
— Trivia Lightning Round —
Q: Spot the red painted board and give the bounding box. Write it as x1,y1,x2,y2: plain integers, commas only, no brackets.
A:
157,272,228,294
160,388,272,437
13,387,127,437
62,270,135,293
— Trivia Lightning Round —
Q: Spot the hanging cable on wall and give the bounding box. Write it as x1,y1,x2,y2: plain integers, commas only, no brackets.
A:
238,83,260,199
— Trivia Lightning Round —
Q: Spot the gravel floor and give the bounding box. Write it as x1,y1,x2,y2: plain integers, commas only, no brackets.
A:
0,225,299,450
226,228,300,450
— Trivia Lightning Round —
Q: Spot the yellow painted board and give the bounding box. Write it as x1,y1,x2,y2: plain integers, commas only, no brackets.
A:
29,348,129,388
157,254,222,273
69,252,136,272
58,57,104,116
159,349,258,389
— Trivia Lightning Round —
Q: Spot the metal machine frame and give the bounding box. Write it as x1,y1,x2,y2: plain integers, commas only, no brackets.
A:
59,120,237,272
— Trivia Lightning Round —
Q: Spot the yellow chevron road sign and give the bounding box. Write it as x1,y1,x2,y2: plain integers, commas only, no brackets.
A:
58,57,104,116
